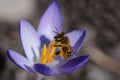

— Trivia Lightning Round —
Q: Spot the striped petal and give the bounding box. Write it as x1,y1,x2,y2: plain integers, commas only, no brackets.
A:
58,55,89,74
20,19,40,64
33,63,58,76
7,49,35,72
37,1,62,42
34,55,89,75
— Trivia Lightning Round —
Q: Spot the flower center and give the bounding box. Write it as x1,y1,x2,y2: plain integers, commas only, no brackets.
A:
40,40,56,64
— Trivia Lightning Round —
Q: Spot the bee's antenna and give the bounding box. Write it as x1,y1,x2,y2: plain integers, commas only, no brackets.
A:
53,26,60,34
53,31,58,34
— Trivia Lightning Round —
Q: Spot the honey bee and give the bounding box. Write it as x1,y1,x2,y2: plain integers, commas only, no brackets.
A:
53,31,74,60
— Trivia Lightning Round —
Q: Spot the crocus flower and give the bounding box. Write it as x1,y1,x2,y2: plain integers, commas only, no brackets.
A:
7,1,89,76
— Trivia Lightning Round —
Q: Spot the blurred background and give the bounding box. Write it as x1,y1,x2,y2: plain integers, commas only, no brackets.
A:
0,0,120,80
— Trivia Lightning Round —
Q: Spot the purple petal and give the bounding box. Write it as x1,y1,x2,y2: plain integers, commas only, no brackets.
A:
20,19,40,64
7,49,35,72
37,1,62,41
66,30,86,53
34,55,89,75
33,63,58,76
58,55,89,74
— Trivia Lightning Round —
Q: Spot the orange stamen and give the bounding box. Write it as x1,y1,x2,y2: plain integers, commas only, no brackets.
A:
40,40,56,64
40,44,47,64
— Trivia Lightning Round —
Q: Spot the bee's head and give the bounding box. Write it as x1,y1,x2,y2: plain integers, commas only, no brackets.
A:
54,32,65,38
59,32,65,36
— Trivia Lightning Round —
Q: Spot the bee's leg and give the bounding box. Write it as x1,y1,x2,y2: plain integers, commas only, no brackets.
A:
55,51,61,55
55,50,63,56
63,54,69,60
69,45,77,56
